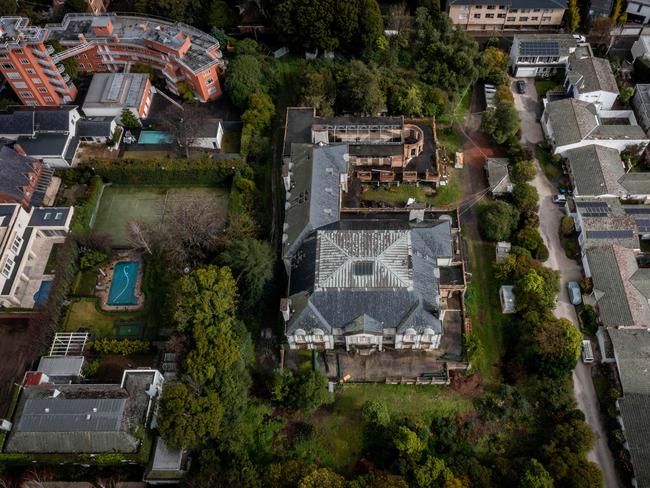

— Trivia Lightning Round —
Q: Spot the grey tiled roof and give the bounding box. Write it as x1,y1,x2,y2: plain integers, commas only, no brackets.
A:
77,117,114,137
567,51,619,94
283,108,315,157
486,158,510,190
588,245,650,327
545,99,599,146
15,134,69,157
449,0,567,7
0,145,39,203
609,329,650,395
618,394,650,488
619,173,650,195
0,111,34,136
566,145,625,196
586,124,648,141
576,197,640,250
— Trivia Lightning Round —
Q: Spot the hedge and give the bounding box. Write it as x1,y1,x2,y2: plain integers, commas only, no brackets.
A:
239,124,254,157
87,156,251,186
70,175,104,235
89,338,151,355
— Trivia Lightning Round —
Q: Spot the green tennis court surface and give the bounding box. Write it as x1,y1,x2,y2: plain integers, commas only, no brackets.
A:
92,186,228,247
115,322,143,339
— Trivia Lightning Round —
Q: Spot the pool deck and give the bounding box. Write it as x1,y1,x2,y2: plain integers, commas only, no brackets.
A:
96,251,145,312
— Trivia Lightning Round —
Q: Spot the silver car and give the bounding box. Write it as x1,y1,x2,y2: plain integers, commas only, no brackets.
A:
567,281,582,306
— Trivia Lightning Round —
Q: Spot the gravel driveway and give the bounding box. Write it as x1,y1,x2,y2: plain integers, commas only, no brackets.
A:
512,77,621,488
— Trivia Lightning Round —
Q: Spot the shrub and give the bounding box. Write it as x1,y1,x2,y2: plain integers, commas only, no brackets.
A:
477,200,518,241
120,108,140,129
580,277,593,294
90,338,150,355
79,250,108,270
70,176,104,236
579,304,598,335
560,216,575,236
83,358,100,377
510,160,536,184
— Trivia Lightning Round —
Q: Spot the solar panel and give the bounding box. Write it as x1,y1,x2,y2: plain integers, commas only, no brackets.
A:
636,219,650,233
586,230,635,239
577,201,610,217
520,40,559,57
624,207,650,215
106,73,125,102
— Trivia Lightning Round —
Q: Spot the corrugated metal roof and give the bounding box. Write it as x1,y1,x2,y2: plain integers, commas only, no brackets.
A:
37,356,84,377
17,398,126,432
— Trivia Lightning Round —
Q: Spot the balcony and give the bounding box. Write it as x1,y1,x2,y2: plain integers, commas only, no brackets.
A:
56,64,65,73
38,57,54,68
33,45,55,58
43,68,59,77
53,83,74,95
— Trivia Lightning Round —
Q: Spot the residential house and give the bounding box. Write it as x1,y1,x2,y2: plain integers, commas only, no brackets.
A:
447,0,567,32
4,369,163,454
0,145,54,207
608,328,650,488
627,0,650,24
0,203,73,308
632,84,650,132
564,145,650,199
565,45,619,110
485,157,512,196
499,285,516,313
623,205,650,239
509,34,578,77
0,14,223,107
82,73,154,120
34,355,84,383
541,98,649,155
572,197,640,268
631,36,650,62
584,245,650,328
77,117,117,144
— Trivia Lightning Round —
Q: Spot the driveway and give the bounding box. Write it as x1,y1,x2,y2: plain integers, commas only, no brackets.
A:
513,78,621,488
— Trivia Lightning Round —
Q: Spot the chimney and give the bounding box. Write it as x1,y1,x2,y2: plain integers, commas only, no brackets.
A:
280,298,291,322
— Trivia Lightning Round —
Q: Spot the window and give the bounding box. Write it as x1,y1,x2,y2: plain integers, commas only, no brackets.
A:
19,58,29,64
497,13,506,17
26,68,35,74
14,48,22,54
474,13,481,17
1,63,14,69
485,13,494,17
26,100,37,106
44,96,54,102
510,8,518,12
20,91,33,98
487,4,496,8
78,63,84,69
208,86,217,95
10,235,22,254
83,54,88,59
507,16,516,20
205,78,213,85
44,212,51,220
54,212,63,220
542,16,552,20
531,16,539,19
519,16,529,20
13,82,27,88
37,87,47,93
32,78,41,84
533,8,541,11
499,4,505,8
6,72,20,79
475,4,483,7
2,257,14,278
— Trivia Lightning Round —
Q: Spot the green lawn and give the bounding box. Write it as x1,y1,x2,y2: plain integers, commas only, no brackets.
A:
430,176,461,207
464,240,504,382
93,186,229,247
72,269,97,296
535,144,562,185
297,384,473,474
220,130,241,153
63,298,141,339
361,176,460,208
534,79,561,98
437,126,463,154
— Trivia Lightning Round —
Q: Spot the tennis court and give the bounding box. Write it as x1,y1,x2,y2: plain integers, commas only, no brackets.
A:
92,186,229,247
115,322,144,339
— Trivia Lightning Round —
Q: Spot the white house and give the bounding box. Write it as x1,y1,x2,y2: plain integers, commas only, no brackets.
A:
632,35,650,61
541,98,649,155
192,118,223,150
565,45,619,110
509,34,578,78
632,84,650,132
0,203,73,308
627,0,650,24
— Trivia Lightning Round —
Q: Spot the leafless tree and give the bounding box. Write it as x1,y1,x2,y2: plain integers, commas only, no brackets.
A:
159,105,204,158
388,1,411,33
126,220,156,255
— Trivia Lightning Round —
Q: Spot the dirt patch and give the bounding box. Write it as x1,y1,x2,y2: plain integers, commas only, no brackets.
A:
94,353,156,383
450,370,484,398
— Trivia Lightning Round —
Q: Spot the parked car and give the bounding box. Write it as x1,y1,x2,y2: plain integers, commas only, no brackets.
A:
553,194,567,204
573,34,586,43
516,80,526,94
567,281,582,305
581,339,594,364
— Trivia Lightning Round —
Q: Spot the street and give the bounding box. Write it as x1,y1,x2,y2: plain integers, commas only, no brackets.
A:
512,78,621,488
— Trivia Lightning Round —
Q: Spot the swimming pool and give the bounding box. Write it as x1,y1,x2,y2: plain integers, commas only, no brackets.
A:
138,130,172,144
33,280,52,307
108,261,140,306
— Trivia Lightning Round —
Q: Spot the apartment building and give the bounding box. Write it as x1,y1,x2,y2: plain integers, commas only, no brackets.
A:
0,13,224,107
447,0,566,32
0,145,52,208
0,203,73,308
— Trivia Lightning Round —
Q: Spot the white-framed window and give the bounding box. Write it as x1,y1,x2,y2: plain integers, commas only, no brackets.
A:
26,68,35,74
19,58,29,64
519,16,529,20
44,96,54,102
6,72,20,79
13,81,27,88
43,212,51,220
32,78,42,84
14,48,23,54
78,63,84,69
208,86,217,95
26,101,37,106
37,86,47,93
205,78,213,85
485,13,494,18
20,91,33,98
2,63,15,69
2,257,15,278
10,235,23,254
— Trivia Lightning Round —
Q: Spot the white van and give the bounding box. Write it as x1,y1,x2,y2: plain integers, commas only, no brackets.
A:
581,340,594,364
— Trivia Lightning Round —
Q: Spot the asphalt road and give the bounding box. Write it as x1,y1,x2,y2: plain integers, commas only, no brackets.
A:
512,78,621,488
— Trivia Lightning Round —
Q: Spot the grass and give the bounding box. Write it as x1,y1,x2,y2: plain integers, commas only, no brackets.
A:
464,240,504,383
439,84,472,125
72,269,97,296
121,150,177,160
535,144,562,186
361,176,460,208
430,176,461,207
220,130,241,153
437,126,463,154
298,384,473,474
93,186,229,247
534,79,560,97
63,298,141,339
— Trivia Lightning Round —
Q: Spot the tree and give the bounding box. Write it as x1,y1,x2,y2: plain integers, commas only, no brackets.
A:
477,200,518,241
220,237,274,302
510,160,536,184
0,0,16,16
515,226,548,261
611,0,623,22
267,459,317,488
241,92,275,133
79,250,107,270
480,47,509,86
390,82,424,117
299,468,345,488
394,426,426,460
208,0,238,28
567,0,580,32
525,316,582,378
300,67,336,116
271,367,332,414
482,98,520,144
520,459,553,488
361,400,390,427
120,108,140,129
225,54,267,108
358,0,384,53
210,26,228,47
337,60,385,115
414,456,453,488
513,183,539,214
159,106,204,157
619,86,634,105
514,267,559,314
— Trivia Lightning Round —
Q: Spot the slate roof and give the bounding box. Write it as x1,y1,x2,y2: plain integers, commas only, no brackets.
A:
586,124,648,141
16,134,69,157
608,328,650,395
486,158,510,190
77,117,114,137
448,0,566,7
0,145,40,203
283,108,315,157
619,173,650,195
0,111,34,136
29,207,71,227
587,245,650,327
566,145,625,196
617,394,650,488
545,99,599,147
567,49,619,94
287,220,453,336
282,143,348,259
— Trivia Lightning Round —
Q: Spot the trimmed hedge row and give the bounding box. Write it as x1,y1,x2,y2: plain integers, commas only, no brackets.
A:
87,156,250,186
70,175,104,235
89,338,151,355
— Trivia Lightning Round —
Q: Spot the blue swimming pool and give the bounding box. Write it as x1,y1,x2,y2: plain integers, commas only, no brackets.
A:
108,261,139,306
33,280,52,307
138,130,172,144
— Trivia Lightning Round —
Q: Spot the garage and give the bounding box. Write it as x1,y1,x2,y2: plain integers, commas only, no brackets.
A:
514,66,538,77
